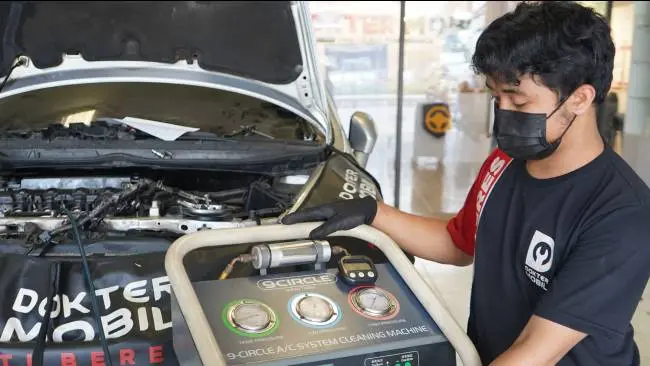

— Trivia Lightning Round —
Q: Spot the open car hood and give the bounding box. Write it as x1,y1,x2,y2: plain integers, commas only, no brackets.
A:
0,1,331,142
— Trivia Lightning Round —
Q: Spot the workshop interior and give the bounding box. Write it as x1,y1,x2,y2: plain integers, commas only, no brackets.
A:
0,1,648,366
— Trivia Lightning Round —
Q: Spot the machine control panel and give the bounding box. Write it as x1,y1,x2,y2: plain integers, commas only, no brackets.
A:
364,350,418,366
191,263,456,365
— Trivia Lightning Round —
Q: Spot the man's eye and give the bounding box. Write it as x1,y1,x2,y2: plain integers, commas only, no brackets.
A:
513,102,527,108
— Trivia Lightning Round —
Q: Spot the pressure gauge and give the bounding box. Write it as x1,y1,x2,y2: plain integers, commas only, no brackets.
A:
350,287,399,319
290,293,340,327
226,300,277,334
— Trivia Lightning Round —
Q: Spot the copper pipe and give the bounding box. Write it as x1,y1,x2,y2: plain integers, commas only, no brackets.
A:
218,254,252,280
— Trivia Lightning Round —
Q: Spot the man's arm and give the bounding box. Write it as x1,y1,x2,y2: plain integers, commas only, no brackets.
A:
282,197,472,266
372,149,512,265
282,149,510,266
489,315,586,366
372,202,473,266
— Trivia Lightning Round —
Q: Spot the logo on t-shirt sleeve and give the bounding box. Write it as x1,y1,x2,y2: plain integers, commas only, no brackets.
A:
524,230,555,290
474,154,510,228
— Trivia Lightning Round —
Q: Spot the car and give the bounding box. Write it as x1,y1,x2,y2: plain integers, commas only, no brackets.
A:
0,2,383,364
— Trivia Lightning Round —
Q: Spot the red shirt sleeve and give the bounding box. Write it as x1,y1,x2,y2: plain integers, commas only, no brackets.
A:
446,149,512,256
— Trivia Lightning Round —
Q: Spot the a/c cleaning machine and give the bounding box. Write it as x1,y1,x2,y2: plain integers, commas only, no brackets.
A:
164,223,482,366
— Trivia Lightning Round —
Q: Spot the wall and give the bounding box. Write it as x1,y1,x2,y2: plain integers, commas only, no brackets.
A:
621,1,650,185
610,2,636,113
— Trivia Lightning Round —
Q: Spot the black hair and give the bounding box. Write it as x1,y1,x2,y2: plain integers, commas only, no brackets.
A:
472,1,615,104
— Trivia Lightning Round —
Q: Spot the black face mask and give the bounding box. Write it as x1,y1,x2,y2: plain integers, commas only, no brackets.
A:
493,99,576,160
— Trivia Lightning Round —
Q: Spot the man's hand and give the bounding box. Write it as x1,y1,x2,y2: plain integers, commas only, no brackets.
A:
490,315,587,366
280,197,378,239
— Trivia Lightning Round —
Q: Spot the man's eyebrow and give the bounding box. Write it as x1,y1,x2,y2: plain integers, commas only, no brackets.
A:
502,87,520,94
485,81,520,94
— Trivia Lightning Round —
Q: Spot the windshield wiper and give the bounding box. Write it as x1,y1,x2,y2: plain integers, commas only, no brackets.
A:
224,125,275,140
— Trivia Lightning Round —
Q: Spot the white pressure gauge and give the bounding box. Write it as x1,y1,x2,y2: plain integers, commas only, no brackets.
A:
350,287,398,318
227,300,277,334
290,293,340,327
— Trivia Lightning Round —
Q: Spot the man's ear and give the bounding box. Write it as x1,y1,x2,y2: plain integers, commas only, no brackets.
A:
568,84,597,115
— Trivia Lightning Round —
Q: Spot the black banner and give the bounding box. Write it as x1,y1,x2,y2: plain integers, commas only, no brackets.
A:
0,252,178,366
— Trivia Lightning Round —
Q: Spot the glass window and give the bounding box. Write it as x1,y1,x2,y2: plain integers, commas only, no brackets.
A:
402,1,490,215
311,1,401,205
310,1,492,212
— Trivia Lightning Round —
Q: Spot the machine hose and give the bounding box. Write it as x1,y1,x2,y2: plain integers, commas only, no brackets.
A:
218,253,253,280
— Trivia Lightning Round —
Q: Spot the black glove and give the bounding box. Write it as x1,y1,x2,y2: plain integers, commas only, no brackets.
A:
280,197,378,239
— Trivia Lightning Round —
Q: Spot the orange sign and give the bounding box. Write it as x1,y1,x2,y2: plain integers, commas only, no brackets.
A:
423,103,451,137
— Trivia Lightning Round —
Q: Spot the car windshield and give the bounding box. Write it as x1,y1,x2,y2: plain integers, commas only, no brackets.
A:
0,83,321,142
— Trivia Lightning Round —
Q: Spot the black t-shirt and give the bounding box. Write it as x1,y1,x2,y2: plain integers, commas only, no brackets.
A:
447,146,650,365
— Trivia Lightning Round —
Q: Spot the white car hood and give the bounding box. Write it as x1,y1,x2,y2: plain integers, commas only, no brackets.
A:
0,1,330,142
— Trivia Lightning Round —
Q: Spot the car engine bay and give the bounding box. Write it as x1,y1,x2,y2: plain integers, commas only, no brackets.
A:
0,169,308,252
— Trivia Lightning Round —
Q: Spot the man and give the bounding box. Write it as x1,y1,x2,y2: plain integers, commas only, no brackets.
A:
282,2,650,365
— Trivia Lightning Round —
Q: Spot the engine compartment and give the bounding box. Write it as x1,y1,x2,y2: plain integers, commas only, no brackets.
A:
0,169,309,250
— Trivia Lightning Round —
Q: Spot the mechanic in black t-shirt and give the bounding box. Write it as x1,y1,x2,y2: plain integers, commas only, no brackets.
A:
283,2,650,365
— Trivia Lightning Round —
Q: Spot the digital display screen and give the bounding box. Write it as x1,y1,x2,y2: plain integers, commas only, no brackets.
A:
346,262,372,271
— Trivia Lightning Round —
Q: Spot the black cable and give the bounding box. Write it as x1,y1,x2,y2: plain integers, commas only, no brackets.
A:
33,264,60,366
0,58,26,94
47,183,140,238
61,206,114,366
